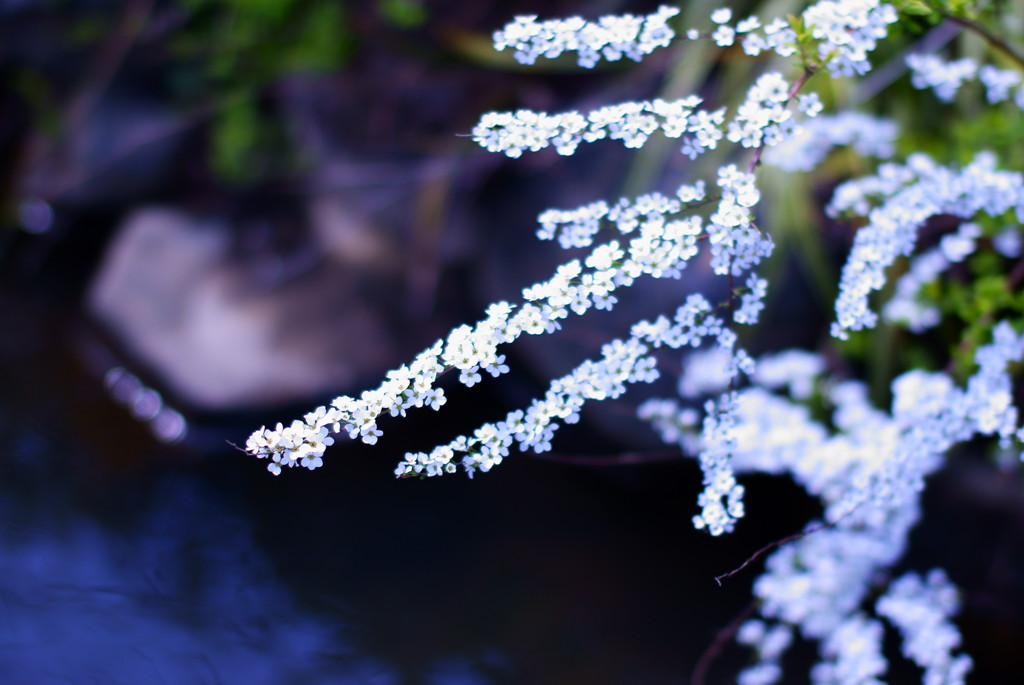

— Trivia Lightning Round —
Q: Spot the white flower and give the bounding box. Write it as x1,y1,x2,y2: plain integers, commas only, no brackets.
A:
877,570,972,684
424,388,446,410
712,25,735,47
361,424,383,445
711,8,732,24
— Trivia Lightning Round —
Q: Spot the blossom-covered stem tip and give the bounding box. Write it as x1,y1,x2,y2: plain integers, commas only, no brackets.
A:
748,66,816,174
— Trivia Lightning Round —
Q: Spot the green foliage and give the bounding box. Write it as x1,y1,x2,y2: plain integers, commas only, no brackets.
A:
173,0,355,183
898,1,937,18
948,264,1024,377
175,0,353,85
827,0,1024,431
210,97,264,183
893,0,979,21
377,0,426,29
10,68,59,137
788,13,833,71
896,219,1024,380
951,104,1024,169
67,15,106,45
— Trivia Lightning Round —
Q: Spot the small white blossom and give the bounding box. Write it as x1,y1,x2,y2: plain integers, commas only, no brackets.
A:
993,226,1022,257
493,6,680,68
712,25,735,47
711,8,732,25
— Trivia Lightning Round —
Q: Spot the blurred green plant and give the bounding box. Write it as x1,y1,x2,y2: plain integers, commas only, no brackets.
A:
377,0,427,29
172,0,355,183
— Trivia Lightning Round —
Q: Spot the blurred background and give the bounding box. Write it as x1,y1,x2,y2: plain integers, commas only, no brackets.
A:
1,0,1023,682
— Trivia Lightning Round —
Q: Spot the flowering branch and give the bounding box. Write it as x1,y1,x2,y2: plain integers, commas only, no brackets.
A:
713,520,835,587
239,2,1024,682
945,13,1024,69
747,66,817,174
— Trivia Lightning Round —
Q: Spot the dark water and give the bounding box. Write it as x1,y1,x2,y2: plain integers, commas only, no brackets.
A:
2,290,810,685
2,251,1023,685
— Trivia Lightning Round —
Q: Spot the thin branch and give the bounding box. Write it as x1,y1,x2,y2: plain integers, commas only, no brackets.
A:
690,601,758,685
714,520,835,586
1008,256,1024,292
226,440,248,454
747,67,815,174
64,0,155,134
945,14,1024,70
527,448,684,466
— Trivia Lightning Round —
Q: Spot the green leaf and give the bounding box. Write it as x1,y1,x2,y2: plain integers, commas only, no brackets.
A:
901,1,936,17
210,99,261,183
378,0,426,29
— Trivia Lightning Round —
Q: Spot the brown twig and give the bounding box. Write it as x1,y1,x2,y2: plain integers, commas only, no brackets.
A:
945,14,1024,70
714,520,835,586
22,0,156,200
1008,256,1024,292
690,601,758,685
225,440,248,455
747,67,815,174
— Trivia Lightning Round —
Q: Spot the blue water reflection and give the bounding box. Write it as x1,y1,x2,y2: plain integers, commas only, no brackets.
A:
0,297,761,685
0,476,396,684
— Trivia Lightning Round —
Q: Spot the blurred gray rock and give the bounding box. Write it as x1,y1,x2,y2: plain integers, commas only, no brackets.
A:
88,207,399,411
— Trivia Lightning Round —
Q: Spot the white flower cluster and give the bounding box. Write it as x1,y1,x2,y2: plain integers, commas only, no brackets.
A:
734,273,768,324
705,164,772,277
677,345,733,399
637,399,702,457
242,3,1024,682
396,294,730,479
802,0,898,76
883,221,981,332
763,111,896,172
908,53,1024,107
876,570,974,684
473,69,807,162
509,0,900,77
648,340,759,538
751,510,920,664
812,613,888,684
751,349,824,401
473,2,905,213
824,324,1024,525
641,319,1024,682
706,1,896,77
698,8,797,56
537,184,705,250
828,152,1024,339
726,72,795,149
472,96,703,157
397,335,656,478
493,6,680,68
736,620,792,685
248,155,772,476
694,391,745,536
